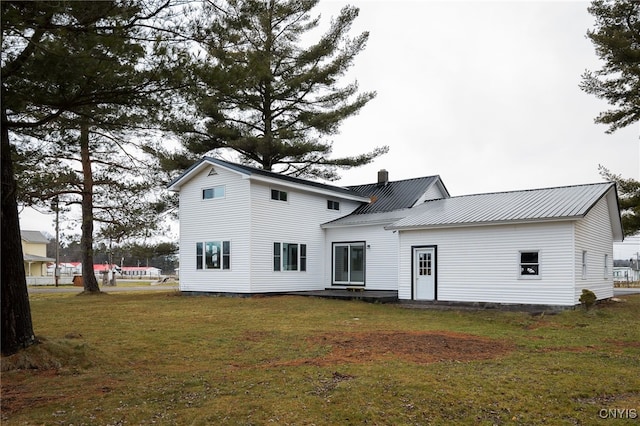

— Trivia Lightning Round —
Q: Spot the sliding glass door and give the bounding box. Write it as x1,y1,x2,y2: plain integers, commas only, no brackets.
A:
333,242,365,285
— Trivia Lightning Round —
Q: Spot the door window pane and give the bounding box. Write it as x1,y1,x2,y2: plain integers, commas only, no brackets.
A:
419,252,429,276
350,244,364,282
334,245,349,282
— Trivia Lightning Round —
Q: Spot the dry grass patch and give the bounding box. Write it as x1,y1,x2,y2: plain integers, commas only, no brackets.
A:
1,335,90,372
266,331,513,367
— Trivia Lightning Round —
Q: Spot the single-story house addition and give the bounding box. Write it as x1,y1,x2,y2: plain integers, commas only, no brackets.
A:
168,157,624,307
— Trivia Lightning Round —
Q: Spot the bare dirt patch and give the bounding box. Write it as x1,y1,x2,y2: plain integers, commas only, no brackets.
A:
605,339,640,348
273,331,513,367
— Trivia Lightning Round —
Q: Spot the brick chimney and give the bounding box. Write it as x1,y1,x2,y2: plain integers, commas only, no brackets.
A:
377,169,389,186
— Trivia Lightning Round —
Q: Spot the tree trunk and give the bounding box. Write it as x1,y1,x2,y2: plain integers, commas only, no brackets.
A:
1,108,37,355
80,123,100,292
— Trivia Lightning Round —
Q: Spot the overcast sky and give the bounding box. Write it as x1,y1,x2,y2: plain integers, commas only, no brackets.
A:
19,0,639,257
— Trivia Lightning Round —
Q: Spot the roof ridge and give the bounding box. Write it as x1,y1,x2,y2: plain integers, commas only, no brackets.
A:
202,157,364,197
426,181,613,202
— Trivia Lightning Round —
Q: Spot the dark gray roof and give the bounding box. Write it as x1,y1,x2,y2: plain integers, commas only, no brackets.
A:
21,230,49,244
388,182,619,231
614,259,639,269
347,176,444,214
168,157,366,199
322,209,412,228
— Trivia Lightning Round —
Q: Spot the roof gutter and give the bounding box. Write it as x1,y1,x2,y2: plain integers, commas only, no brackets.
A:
321,218,402,229
385,215,584,231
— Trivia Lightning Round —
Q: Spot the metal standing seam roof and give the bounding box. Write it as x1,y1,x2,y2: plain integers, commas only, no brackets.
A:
321,209,412,228
346,176,443,214
387,182,616,230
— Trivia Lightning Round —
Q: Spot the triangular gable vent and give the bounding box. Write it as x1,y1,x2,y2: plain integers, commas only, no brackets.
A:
208,167,218,176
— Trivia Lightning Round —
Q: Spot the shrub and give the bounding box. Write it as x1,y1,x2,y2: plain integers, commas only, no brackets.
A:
579,289,597,310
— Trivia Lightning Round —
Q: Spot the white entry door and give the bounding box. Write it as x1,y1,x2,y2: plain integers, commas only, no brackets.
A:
414,247,436,300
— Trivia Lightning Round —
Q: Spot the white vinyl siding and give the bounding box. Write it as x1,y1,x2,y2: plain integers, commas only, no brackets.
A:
249,182,361,292
325,225,399,291
574,196,614,302
413,182,449,205
178,166,251,292
179,164,363,294
398,222,576,305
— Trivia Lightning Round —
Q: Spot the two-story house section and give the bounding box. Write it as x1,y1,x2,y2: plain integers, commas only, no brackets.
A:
168,157,370,294
21,230,54,277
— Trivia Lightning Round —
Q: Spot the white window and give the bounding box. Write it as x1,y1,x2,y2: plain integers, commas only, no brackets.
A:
203,186,225,200
271,189,287,201
582,251,587,279
273,242,306,271
196,241,230,270
519,251,539,278
604,254,609,279
333,242,365,285
327,200,340,210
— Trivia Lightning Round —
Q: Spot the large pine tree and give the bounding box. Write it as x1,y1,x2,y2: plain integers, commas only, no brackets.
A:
174,0,387,180
1,0,178,354
599,166,640,236
581,0,640,133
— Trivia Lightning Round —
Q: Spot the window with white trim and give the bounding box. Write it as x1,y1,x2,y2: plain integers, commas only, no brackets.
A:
333,242,365,285
203,186,225,200
519,251,539,277
196,241,230,270
604,254,609,279
271,189,288,201
273,242,306,271
582,251,587,279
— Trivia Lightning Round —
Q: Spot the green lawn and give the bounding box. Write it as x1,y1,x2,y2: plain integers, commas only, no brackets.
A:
2,292,639,425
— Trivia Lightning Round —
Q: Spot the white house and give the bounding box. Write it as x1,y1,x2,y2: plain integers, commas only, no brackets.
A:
613,259,640,282
47,262,82,276
168,157,624,307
